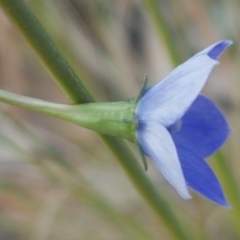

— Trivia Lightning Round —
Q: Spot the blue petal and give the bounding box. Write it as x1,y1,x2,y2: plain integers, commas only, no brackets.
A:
196,40,232,60
176,144,229,207
137,41,231,127
137,121,191,199
171,95,231,158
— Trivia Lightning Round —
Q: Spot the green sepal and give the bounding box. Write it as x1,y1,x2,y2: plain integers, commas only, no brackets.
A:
135,75,149,170
137,74,148,102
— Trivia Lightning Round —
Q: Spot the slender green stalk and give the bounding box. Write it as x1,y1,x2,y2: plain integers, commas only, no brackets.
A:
0,0,92,103
0,1,191,239
143,0,181,66
0,90,136,141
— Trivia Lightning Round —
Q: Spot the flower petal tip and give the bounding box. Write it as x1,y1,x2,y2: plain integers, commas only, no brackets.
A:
222,203,231,208
207,40,233,60
215,198,231,208
181,191,192,200
214,191,231,207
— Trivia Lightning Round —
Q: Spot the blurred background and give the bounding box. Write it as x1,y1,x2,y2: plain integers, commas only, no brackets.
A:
0,0,239,239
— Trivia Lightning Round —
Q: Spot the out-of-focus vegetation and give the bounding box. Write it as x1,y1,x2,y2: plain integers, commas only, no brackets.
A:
0,0,239,239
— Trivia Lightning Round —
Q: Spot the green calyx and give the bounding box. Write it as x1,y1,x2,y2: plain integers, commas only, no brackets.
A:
0,76,149,143
0,89,138,142
0,76,149,169
74,75,148,141
58,99,138,142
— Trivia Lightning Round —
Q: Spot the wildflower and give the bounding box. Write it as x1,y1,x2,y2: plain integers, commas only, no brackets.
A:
136,40,232,206
0,37,231,206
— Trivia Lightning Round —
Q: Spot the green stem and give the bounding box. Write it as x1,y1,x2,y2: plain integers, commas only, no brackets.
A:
0,0,92,103
0,90,136,141
0,1,191,239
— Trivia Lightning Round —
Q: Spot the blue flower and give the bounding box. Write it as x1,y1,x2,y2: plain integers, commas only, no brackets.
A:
136,40,232,206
